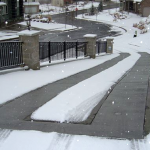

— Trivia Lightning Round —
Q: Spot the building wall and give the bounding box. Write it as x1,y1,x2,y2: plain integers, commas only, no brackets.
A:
123,0,141,14
0,0,23,25
51,0,64,7
24,0,39,2
141,0,150,17
24,5,39,14
51,0,72,7
24,0,39,14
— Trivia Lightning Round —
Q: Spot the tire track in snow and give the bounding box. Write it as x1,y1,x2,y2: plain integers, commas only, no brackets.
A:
46,133,73,150
131,139,148,150
0,129,12,148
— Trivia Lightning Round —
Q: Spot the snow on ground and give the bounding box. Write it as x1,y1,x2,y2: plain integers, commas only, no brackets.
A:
0,31,19,41
0,5,150,150
0,54,119,105
18,21,77,31
31,52,140,122
77,8,142,33
0,129,149,150
77,8,150,54
69,1,100,11
40,2,100,15
31,9,150,122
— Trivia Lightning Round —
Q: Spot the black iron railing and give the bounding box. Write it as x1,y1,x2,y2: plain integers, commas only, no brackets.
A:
0,41,23,70
39,41,87,63
96,40,107,54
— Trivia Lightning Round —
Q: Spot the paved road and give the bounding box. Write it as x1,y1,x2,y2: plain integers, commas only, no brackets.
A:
0,3,120,42
39,3,120,42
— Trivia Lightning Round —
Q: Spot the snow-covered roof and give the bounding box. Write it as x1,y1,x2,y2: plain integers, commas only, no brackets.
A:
24,2,40,6
0,2,6,6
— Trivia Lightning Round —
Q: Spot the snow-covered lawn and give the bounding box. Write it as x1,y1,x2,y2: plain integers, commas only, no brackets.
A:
0,31,19,41
31,52,140,122
40,2,100,15
1,4,150,150
31,9,150,122
1,9,150,122
77,8,143,34
0,54,119,105
0,129,149,150
18,21,77,31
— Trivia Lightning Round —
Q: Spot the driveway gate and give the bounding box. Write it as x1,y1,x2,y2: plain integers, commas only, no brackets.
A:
39,41,87,63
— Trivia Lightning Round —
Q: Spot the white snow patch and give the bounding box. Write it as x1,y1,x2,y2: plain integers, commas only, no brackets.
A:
31,53,140,122
0,54,119,105
0,129,150,150
0,31,19,41
18,21,77,31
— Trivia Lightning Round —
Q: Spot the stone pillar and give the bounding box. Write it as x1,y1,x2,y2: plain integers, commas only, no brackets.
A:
106,38,114,54
83,34,97,59
18,30,40,70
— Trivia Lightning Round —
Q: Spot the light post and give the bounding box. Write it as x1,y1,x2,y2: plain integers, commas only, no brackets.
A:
76,0,78,17
25,14,31,30
65,6,68,29
25,0,32,30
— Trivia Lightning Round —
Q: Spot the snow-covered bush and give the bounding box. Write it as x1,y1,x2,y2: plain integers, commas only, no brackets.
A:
133,23,138,27
112,12,127,20
133,16,150,34
141,29,147,34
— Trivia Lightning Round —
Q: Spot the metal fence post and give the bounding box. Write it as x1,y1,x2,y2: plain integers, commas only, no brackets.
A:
84,42,87,57
76,40,78,59
48,41,51,63
98,42,100,55
64,41,66,61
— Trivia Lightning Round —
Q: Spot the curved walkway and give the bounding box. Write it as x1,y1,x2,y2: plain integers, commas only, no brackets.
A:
0,53,150,140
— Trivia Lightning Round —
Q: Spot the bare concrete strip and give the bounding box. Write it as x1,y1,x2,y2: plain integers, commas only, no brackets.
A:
0,54,129,133
92,53,150,139
1,53,150,140
144,79,150,136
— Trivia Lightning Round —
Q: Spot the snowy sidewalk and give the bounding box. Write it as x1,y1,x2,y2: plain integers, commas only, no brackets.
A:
92,52,150,139
0,54,129,132
0,53,149,139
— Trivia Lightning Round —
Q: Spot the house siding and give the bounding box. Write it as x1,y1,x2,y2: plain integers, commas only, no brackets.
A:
0,0,23,24
141,0,150,17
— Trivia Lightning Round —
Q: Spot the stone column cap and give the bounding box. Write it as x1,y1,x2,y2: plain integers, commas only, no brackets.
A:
83,34,97,38
18,30,40,36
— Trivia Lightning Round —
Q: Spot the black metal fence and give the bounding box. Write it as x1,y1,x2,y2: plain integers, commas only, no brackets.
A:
0,40,107,71
96,40,107,54
0,41,23,70
39,41,87,63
